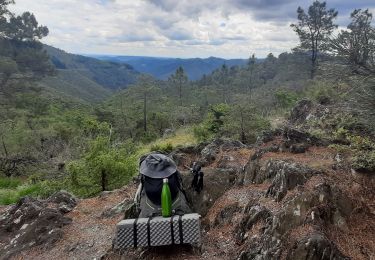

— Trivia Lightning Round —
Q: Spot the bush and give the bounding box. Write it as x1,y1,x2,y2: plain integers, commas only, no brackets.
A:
193,124,213,142
0,177,22,189
67,137,137,197
275,89,298,108
352,150,375,173
0,182,46,205
0,190,18,205
150,143,174,153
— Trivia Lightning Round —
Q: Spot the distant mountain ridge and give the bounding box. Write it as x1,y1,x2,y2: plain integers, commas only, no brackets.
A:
88,55,248,80
41,46,139,103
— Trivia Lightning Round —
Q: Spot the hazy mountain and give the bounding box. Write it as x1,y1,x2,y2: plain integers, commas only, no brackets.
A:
89,55,248,80
41,46,139,103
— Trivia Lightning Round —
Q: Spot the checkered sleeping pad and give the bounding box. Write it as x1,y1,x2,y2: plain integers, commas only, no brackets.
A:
115,213,201,248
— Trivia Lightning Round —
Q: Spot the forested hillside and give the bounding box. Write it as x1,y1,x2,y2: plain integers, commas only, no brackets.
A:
91,55,248,80
40,45,139,103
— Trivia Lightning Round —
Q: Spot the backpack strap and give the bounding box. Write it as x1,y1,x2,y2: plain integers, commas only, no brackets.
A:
176,171,191,204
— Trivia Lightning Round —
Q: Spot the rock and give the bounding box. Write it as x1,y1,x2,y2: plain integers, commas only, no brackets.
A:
181,168,237,217
200,139,224,164
235,205,271,242
101,199,138,219
283,127,319,145
58,203,74,214
289,99,314,125
0,196,73,258
48,190,77,210
266,160,319,201
213,202,241,227
242,159,261,185
287,232,349,260
255,129,282,146
200,139,246,166
289,143,309,154
221,140,246,151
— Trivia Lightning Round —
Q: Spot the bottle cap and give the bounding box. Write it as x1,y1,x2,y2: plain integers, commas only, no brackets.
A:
163,178,169,183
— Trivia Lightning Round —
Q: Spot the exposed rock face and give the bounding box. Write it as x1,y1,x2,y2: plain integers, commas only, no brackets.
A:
243,159,319,190
200,139,246,166
181,168,237,217
287,233,349,260
48,190,77,213
265,160,320,201
283,127,320,145
101,198,138,219
0,192,76,258
289,99,314,125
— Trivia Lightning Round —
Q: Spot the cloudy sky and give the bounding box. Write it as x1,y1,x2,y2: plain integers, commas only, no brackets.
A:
9,0,375,58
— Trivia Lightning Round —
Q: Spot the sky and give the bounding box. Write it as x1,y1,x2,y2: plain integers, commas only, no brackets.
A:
9,0,375,59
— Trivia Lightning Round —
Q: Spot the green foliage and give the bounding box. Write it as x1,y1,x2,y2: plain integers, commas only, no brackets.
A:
0,177,21,188
192,103,229,142
150,143,174,153
331,126,375,172
193,124,213,142
223,105,271,143
275,89,299,108
0,182,44,205
330,9,375,75
291,1,338,77
67,137,137,197
0,190,18,205
352,150,375,173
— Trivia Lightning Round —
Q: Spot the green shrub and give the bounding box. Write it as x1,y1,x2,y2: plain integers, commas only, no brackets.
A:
67,136,138,197
17,183,43,197
0,177,22,189
352,150,375,173
0,182,47,205
193,124,213,142
0,190,18,205
150,143,174,153
275,89,298,108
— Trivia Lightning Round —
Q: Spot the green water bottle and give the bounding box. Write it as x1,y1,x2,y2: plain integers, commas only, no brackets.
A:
161,178,172,217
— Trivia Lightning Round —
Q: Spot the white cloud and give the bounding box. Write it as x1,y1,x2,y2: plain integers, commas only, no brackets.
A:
8,0,375,58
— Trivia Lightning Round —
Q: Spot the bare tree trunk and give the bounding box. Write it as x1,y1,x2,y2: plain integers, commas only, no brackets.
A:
179,79,182,106
143,92,147,132
239,108,246,143
1,137,8,157
101,169,107,191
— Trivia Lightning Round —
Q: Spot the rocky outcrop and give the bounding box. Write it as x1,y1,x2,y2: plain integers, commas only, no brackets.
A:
200,139,246,166
243,159,319,189
181,168,237,217
287,233,349,260
289,99,314,125
48,190,77,213
101,198,138,219
266,160,320,201
0,192,76,258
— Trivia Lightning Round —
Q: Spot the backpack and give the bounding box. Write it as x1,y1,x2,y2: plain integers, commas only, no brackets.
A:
141,171,181,206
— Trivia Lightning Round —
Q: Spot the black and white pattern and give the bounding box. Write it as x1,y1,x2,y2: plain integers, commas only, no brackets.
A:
114,213,201,249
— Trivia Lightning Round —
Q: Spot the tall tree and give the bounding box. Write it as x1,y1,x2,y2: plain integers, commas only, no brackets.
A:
137,74,155,133
219,64,229,103
0,0,52,96
170,66,188,106
247,53,256,95
291,1,338,78
330,9,375,75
